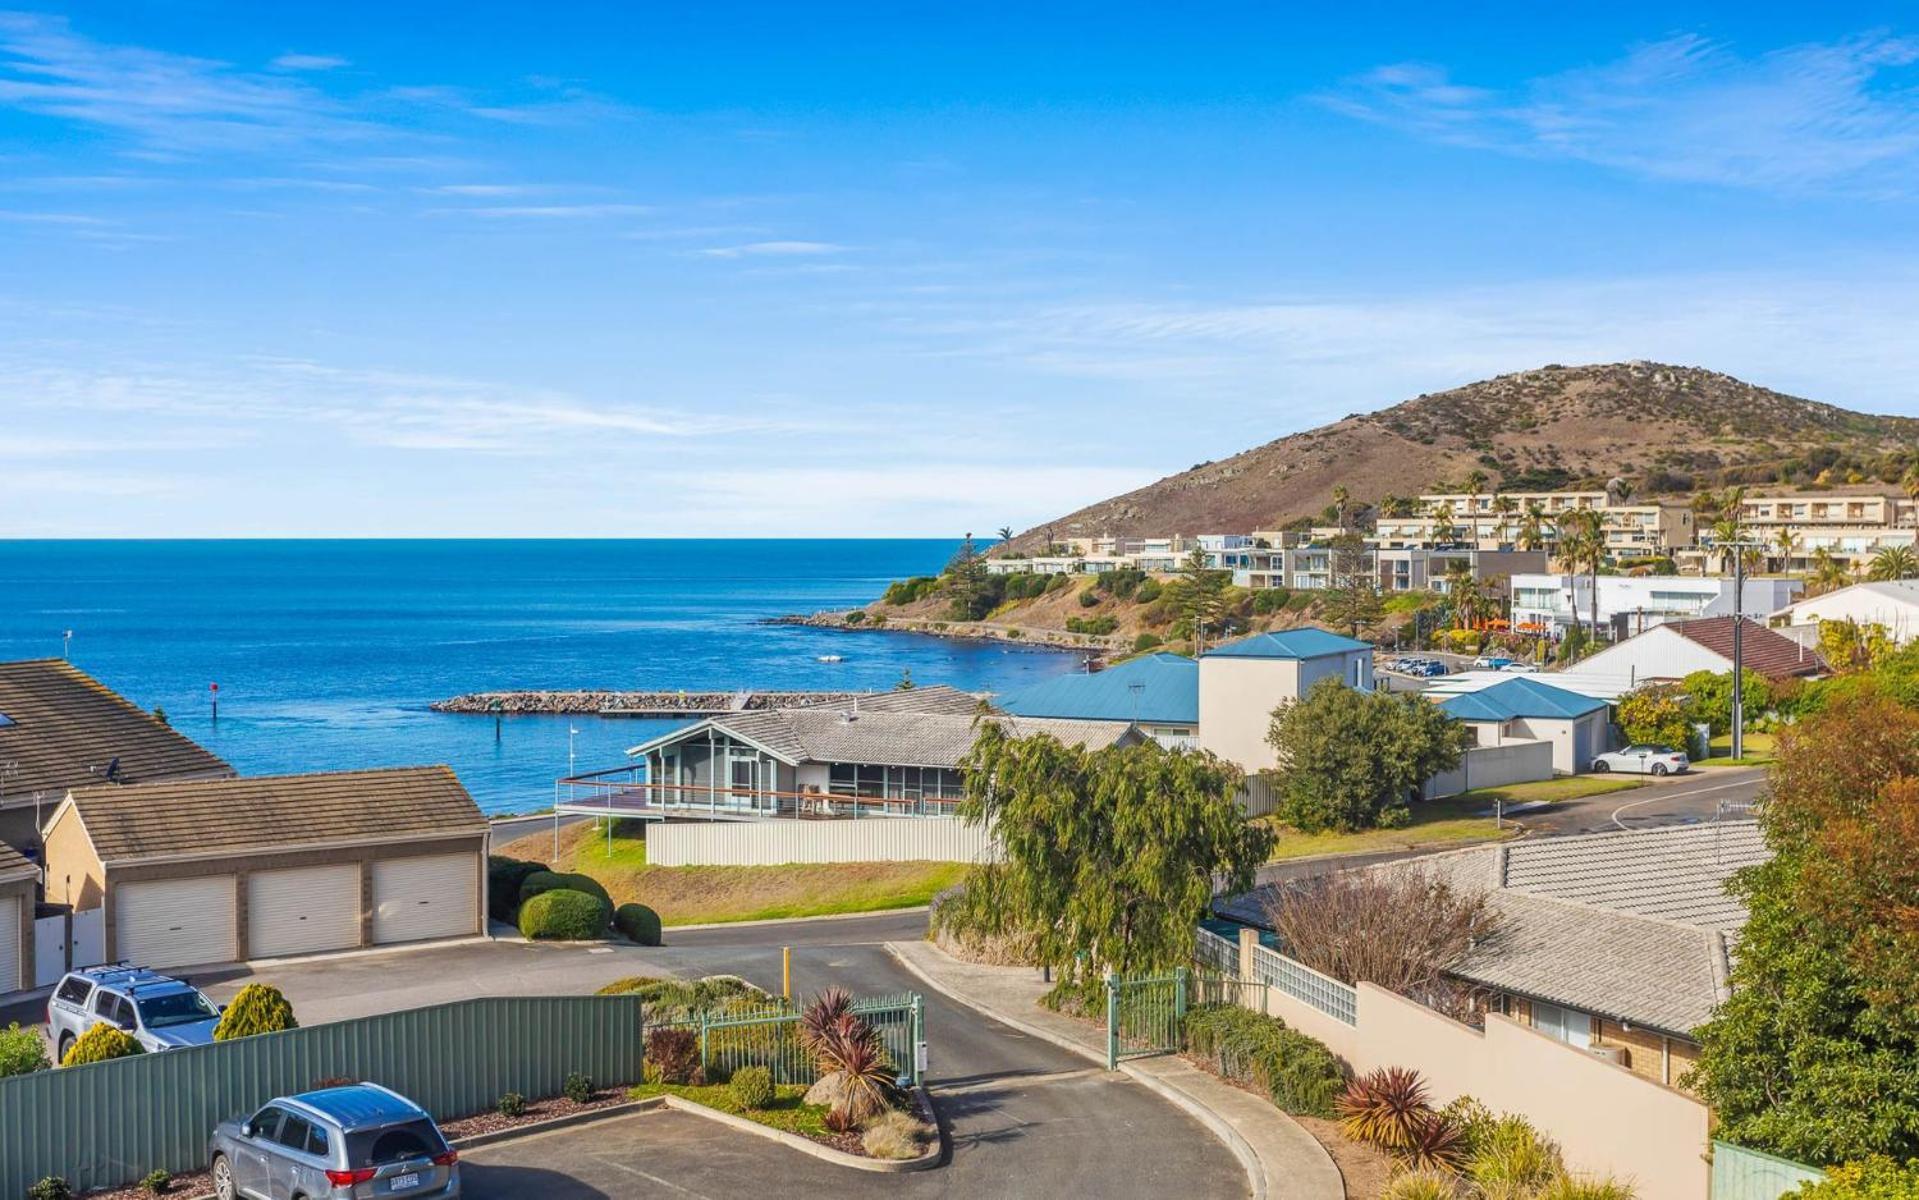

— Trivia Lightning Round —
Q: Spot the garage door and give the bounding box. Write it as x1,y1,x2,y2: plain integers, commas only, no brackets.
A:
117,876,237,969
0,896,18,993
249,864,362,959
371,853,478,945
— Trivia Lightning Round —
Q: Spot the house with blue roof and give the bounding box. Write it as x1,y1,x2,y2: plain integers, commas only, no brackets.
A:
996,653,1199,748
1436,676,1612,775
1197,627,1376,772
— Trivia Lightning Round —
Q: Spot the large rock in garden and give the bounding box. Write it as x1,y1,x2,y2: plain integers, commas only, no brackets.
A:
804,1071,850,1109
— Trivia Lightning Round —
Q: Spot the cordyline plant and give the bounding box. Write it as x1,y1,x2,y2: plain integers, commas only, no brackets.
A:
801,991,895,1129
1263,866,1499,1019
955,718,1274,1007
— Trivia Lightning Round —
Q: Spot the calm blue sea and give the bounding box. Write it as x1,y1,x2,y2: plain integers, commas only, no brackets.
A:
0,541,1081,815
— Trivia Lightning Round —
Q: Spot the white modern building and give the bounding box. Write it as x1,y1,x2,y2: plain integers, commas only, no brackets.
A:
1771,579,1919,646
1510,574,1803,641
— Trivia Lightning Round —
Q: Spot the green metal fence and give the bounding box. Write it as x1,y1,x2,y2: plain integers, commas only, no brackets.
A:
1711,1140,1825,1200
0,994,645,1197
1106,969,1187,1070
667,992,926,1088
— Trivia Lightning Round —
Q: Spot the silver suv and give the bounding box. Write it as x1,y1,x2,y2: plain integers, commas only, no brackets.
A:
47,964,222,1062
210,1083,460,1200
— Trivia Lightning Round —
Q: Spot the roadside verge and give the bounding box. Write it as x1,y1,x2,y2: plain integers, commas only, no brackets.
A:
885,939,1346,1200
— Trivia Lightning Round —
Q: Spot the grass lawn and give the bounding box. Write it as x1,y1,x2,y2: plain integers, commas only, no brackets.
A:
1699,731,1777,766
1261,775,1646,862
496,820,966,926
627,1082,830,1137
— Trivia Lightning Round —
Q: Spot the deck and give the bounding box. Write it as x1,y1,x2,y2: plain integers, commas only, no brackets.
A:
553,766,964,822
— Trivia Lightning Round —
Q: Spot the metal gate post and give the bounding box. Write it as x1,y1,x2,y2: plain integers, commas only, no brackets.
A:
1174,966,1188,1050
1105,970,1119,1070
699,1009,709,1073
911,993,926,1086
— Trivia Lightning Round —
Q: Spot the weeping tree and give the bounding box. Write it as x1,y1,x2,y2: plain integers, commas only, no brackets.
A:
953,720,1274,1010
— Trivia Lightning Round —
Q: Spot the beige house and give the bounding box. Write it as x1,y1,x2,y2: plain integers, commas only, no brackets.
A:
43,767,488,971
1197,628,1374,772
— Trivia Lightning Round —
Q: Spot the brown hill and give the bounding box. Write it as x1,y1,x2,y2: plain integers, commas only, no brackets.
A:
1015,362,1919,545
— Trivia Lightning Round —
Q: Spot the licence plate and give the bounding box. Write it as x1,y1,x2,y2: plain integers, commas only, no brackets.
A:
389,1172,420,1192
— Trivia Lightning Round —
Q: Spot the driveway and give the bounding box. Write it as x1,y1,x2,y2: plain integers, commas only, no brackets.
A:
165,927,1247,1199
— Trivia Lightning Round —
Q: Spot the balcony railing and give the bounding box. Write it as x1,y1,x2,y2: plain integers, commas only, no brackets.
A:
554,765,964,822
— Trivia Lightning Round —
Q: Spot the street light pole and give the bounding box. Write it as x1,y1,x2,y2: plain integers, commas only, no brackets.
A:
1717,537,1765,762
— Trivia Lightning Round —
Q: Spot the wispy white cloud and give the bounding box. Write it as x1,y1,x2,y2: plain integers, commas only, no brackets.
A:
1322,33,1919,194
270,53,348,72
418,183,551,197
438,202,654,219
699,240,845,259
0,209,112,224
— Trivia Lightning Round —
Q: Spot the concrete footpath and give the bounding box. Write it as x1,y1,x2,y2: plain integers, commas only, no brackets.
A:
887,940,1346,1200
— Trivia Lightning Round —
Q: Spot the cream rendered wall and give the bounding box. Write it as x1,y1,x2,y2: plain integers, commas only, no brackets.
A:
1197,656,1300,772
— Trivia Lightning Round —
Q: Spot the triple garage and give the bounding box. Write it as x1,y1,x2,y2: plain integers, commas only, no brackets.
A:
44,767,488,971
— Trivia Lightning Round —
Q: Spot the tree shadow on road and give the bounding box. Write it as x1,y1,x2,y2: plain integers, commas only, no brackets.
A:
461,1165,612,1199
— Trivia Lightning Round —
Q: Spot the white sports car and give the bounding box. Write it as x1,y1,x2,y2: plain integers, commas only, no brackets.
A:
1591,744,1690,776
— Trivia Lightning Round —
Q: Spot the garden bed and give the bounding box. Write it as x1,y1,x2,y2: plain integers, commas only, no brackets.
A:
627,1081,935,1161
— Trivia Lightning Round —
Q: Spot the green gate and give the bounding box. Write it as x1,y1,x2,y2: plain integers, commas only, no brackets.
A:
1106,968,1187,1069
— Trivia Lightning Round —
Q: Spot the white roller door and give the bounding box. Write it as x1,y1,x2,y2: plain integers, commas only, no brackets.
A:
117,876,237,969
371,853,478,945
248,864,362,959
0,896,19,993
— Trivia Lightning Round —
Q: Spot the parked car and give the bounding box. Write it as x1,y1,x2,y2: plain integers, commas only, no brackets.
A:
47,964,223,1062
1591,744,1690,776
211,1083,459,1200
1471,655,1513,670
1499,662,1540,673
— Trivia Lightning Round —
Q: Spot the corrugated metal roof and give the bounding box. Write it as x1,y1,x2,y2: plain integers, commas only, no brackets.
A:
1204,628,1372,660
1437,676,1609,722
997,654,1199,725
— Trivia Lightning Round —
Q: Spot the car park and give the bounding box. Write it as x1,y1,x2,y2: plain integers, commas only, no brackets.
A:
1591,744,1691,776
47,964,223,1062
210,1082,459,1200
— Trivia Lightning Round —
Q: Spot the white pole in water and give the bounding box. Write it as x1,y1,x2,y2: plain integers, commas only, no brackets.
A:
568,725,580,779
61,629,72,660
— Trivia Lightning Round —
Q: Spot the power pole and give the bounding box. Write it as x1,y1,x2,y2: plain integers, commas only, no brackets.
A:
1722,538,1763,761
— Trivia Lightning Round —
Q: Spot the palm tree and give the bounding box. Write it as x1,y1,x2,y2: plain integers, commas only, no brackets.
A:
1329,485,1352,531
1709,516,1744,575
1868,543,1919,582
1557,508,1607,646
1379,494,1413,519
1810,546,1853,594
1902,464,1919,506
1464,470,1489,547
1443,560,1485,630
997,526,1015,543
1427,500,1460,546
1516,502,1549,553
1491,494,1519,545
1771,528,1800,574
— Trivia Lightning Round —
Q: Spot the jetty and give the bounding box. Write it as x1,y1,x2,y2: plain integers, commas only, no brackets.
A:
434,689,894,718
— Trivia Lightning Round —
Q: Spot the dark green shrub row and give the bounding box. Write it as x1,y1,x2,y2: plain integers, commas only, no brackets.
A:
488,856,544,921
1183,1003,1346,1117
1065,615,1118,636
518,889,609,940
521,870,611,910
882,576,941,605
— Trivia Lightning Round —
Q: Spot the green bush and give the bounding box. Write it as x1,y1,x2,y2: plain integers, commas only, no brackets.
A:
1790,1157,1919,1199
487,856,545,921
27,1177,70,1200
843,609,867,624
1133,632,1164,652
614,903,662,946
729,1064,774,1110
520,870,612,911
1182,1004,1345,1117
595,974,761,1021
563,1072,594,1103
1252,587,1292,613
1135,578,1163,604
497,1091,526,1118
518,889,610,940
1465,1114,1563,1193
61,1024,143,1066
0,1021,49,1077
1065,615,1119,636
882,576,939,605
1078,588,1102,608
140,1169,171,1195
214,983,298,1041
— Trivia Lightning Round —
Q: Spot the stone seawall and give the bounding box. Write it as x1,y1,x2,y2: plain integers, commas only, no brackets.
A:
432,689,874,716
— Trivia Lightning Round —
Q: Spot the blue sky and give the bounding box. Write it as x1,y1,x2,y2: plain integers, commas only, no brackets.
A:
6,4,1919,536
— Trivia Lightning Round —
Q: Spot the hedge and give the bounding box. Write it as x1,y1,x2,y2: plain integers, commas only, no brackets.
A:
1183,1003,1345,1117
519,870,612,911
487,856,545,920
62,1025,144,1067
518,889,610,940
615,903,662,946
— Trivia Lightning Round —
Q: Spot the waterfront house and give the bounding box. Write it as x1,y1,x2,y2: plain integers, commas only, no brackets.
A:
996,652,1199,748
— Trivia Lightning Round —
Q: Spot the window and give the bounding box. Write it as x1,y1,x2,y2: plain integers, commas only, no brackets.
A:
346,1119,444,1167
274,1113,315,1154
55,977,92,1006
304,1122,330,1157
136,990,218,1029
248,1107,284,1142
1531,1001,1592,1049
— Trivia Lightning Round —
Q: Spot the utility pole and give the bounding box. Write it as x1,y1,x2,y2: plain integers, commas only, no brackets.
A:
1720,537,1764,761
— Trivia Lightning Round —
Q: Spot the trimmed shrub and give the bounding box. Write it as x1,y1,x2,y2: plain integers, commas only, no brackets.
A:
487,856,545,921
213,984,298,1041
140,1169,172,1195
646,1027,702,1085
518,889,609,940
1465,1114,1563,1194
729,1065,774,1110
519,870,612,911
614,903,663,946
27,1178,71,1200
1135,578,1163,604
563,1072,594,1104
497,1091,526,1118
1337,1066,1431,1150
861,1109,934,1160
1181,1004,1345,1117
1536,1176,1638,1200
0,1021,49,1077
1381,1171,1459,1200
62,1024,144,1066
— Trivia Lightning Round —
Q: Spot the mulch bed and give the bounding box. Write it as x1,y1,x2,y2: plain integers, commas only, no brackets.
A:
85,1172,213,1200
1178,1053,1394,1200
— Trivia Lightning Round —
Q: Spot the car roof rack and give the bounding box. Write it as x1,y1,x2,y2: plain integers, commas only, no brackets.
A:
77,963,172,988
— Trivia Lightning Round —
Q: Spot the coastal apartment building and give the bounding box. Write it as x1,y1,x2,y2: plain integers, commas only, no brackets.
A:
1509,572,1804,640
1675,490,1919,575
1376,492,1695,560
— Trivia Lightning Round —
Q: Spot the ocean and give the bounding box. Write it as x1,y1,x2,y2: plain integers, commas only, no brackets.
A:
0,540,1082,815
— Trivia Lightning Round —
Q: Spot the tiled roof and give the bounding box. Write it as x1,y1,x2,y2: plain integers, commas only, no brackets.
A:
998,654,1199,725
1203,628,1372,660
0,659,232,805
1499,822,1766,929
639,710,1137,769
795,685,986,717
1668,617,1826,681
68,766,485,863
0,841,35,884
1437,676,1610,723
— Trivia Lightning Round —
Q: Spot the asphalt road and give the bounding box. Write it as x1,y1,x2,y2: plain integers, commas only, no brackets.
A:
182,931,1244,1199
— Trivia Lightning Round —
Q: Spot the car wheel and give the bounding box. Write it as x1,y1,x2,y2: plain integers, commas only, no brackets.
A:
56,1032,73,1063
1653,764,1669,776
1591,761,1609,773
211,1154,236,1200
